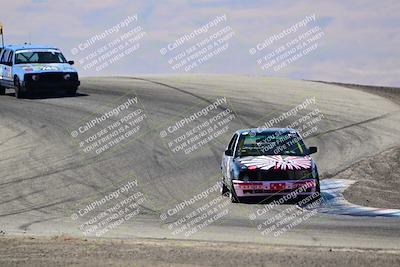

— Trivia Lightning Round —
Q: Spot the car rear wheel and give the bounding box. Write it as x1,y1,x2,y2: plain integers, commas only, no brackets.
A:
0,86,5,95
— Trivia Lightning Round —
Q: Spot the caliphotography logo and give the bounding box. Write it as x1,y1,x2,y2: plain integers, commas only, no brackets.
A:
0,1,399,267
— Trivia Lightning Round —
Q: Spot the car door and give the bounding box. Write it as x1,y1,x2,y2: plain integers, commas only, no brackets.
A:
5,50,13,83
222,133,238,182
0,48,5,85
0,49,12,87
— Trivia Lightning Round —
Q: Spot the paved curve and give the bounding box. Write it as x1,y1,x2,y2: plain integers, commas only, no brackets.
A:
0,75,400,250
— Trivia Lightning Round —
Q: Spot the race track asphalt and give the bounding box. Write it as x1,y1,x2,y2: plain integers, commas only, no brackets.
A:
1,75,400,253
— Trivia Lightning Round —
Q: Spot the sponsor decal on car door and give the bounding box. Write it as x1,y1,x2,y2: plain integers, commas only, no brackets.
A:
4,51,13,82
0,63,3,80
3,63,11,81
0,50,5,81
0,49,12,83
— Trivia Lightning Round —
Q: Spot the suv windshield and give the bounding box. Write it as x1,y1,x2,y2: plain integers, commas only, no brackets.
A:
15,51,67,64
236,131,307,157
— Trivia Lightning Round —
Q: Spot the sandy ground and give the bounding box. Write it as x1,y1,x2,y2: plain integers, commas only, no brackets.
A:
310,81,400,105
340,146,400,209
0,236,399,267
316,81,400,209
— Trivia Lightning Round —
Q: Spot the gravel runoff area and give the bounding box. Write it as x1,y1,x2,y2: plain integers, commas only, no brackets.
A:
339,146,400,209
0,236,399,267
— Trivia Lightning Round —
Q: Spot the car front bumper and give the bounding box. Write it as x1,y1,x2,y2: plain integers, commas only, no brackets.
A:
22,72,80,91
232,179,318,197
22,80,80,90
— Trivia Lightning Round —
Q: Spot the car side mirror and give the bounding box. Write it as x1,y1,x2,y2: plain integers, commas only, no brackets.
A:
308,147,318,154
224,149,233,156
68,60,75,65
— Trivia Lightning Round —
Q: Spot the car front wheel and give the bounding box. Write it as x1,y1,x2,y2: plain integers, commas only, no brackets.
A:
314,176,321,200
229,182,241,203
66,87,78,96
14,77,25,99
221,180,229,196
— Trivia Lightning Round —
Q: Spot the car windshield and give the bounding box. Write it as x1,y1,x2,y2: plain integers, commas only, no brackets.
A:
236,131,307,157
15,51,67,64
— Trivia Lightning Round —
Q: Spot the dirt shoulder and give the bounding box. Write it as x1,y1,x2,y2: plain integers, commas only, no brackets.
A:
311,80,400,104
314,81,400,209
0,236,399,267
337,146,400,209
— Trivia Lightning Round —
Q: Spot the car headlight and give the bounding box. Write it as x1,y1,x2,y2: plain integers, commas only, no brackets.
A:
63,74,71,80
289,169,313,180
32,75,40,81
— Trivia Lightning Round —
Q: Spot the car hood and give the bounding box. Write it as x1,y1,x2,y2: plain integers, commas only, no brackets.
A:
235,155,312,171
15,63,77,73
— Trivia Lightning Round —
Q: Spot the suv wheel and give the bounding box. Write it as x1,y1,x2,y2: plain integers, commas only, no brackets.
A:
0,86,5,95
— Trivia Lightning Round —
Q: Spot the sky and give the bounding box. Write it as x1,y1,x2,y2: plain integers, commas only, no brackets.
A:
0,0,399,86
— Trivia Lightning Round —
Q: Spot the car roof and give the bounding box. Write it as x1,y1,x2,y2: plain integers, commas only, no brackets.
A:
2,44,59,52
235,128,298,135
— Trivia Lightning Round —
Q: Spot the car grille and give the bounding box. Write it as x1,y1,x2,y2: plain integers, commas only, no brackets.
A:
242,188,313,194
239,169,312,181
25,72,78,82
